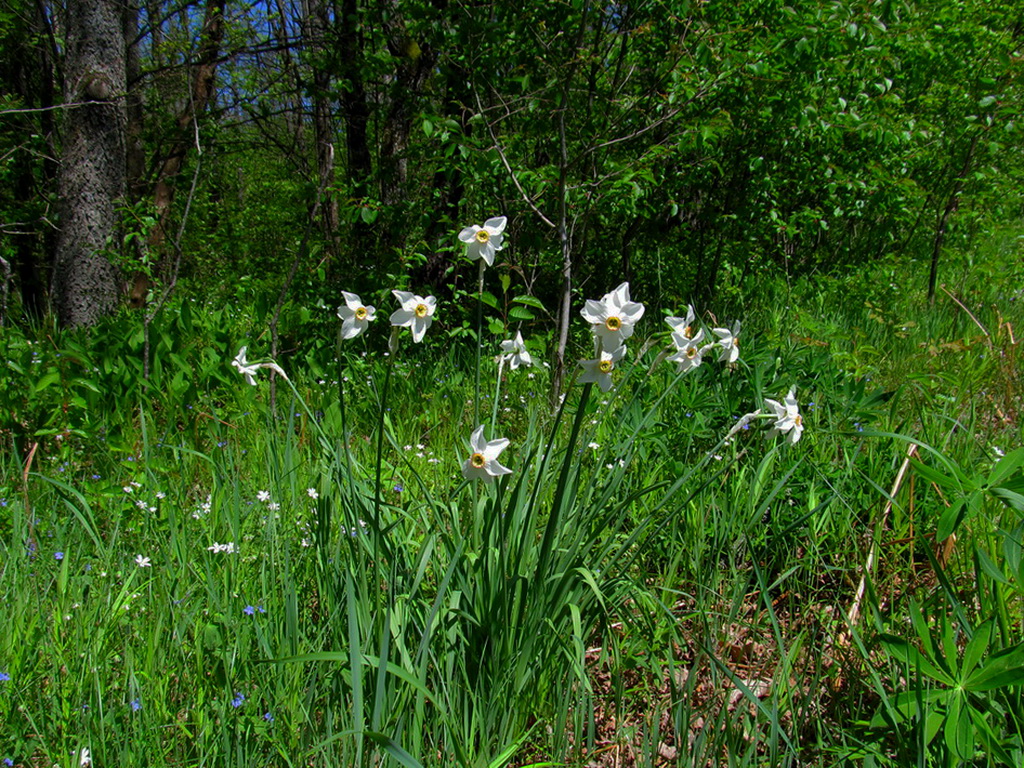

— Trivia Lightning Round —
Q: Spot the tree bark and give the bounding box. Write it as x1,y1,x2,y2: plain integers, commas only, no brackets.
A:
145,0,226,270
52,0,127,328
337,0,373,256
303,0,341,262
928,132,979,304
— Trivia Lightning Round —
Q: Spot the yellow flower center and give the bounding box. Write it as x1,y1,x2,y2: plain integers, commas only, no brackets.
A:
470,452,486,468
598,359,614,373
795,414,802,427
685,347,697,359
683,325,692,338
355,307,367,320
605,316,622,332
415,303,429,318
475,229,490,243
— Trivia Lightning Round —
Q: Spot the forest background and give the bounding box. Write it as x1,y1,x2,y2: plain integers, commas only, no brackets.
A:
2,0,1024,766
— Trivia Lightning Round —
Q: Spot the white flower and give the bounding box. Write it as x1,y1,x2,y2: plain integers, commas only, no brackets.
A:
231,346,261,386
207,542,237,554
461,425,513,483
390,291,437,343
79,747,91,767
578,344,627,392
134,554,151,568
580,282,644,348
667,328,706,373
337,292,376,339
231,346,289,384
458,216,507,266
666,305,697,340
500,331,533,369
307,487,319,499
257,490,270,503
711,321,741,364
764,388,804,444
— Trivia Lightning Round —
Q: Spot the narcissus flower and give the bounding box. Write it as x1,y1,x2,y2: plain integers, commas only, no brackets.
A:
667,328,706,373
390,291,436,343
765,387,804,444
462,425,513,483
337,292,376,339
711,321,741,364
231,347,261,386
666,305,697,340
581,282,644,348
231,347,288,385
578,344,627,392
458,216,507,266
500,331,532,369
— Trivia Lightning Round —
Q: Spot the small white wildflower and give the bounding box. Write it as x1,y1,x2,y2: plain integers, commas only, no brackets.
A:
307,488,319,500
134,555,151,568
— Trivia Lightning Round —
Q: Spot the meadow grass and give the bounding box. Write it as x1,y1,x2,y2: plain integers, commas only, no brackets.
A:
2,238,1023,767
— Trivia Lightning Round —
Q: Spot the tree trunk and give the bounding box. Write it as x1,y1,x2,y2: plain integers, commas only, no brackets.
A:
337,0,373,257
52,0,127,328
144,0,226,276
303,0,341,263
928,133,979,304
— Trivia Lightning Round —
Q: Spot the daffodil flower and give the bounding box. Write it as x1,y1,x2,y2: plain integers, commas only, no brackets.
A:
578,344,626,392
231,346,288,384
390,291,436,343
458,216,507,267
500,331,532,369
232,346,261,385
581,282,644,348
337,292,376,339
765,387,804,444
666,305,697,340
667,328,706,373
462,425,513,483
711,321,741,364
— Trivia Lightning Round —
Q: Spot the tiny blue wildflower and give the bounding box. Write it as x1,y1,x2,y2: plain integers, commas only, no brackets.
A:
244,605,255,616
232,692,245,708
131,698,142,711
393,483,404,493
91,474,101,480
55,551,64,560
263,711,274,722
0,671,10,682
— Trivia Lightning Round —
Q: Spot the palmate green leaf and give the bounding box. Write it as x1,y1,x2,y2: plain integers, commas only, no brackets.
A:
937,496,968,541
987,447,1024,485
976,545,1010,585
991,486,1024,512
944,693,974,760
961,621,993,680
964,642,1024,691
871,689,950,727
879,634,955,686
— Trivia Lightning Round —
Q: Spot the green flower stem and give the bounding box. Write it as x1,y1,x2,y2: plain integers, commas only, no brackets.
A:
490,355,505,434
374,331,400,551
474,258,486,427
